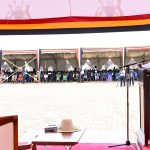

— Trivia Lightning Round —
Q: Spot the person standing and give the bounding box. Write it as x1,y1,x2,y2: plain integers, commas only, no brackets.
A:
129,68,135,86
22,69,27,83
119,69,125,87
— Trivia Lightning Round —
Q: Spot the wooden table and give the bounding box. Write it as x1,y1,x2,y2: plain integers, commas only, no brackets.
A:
32,129,85,150
18,143,32,150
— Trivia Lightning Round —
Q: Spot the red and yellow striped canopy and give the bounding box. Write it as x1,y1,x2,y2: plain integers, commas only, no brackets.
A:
0,0,150,33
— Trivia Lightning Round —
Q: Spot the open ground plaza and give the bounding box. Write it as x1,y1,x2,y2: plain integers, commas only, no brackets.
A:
0,81,140,143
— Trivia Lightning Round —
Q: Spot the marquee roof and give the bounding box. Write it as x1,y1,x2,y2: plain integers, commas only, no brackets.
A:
0,0,150,34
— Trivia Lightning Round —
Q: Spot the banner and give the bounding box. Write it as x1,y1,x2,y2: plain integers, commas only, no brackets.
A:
0,0,150,19
0,0,150,31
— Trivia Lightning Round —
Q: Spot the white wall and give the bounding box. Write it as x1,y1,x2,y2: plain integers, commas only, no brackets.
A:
0,31,150,50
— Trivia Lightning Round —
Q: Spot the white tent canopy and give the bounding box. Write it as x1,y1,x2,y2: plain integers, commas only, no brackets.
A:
48,66,53,71
128,58,138,69
0,31,150,50
1,61,13,72
24,61,34,72
24,61,30,72
82,59,94,70
66,60,74,71
102,59,118,70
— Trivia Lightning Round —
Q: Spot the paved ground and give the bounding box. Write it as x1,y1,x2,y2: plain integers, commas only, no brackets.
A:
0,82,140,142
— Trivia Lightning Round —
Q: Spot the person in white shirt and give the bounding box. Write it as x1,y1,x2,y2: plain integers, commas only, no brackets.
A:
119,69,125,86
44,73,48,82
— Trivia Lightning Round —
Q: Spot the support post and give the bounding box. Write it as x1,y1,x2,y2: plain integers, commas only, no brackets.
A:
36,49,41,82
76,48,82,82
122,47,126,66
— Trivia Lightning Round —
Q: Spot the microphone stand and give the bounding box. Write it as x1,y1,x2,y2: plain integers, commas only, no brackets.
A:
109,58,150,149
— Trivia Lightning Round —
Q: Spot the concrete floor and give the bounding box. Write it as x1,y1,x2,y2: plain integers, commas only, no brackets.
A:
0,82,140,143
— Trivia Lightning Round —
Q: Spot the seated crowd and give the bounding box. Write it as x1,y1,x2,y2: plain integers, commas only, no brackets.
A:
1,68,138,83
